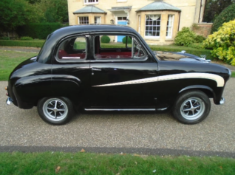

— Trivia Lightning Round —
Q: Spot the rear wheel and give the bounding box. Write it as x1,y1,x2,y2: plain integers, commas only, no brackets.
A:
37,97,73,125
172,91,211,124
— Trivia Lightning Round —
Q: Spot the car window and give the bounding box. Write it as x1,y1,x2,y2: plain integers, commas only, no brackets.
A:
57,36,87,60
94,35,147,60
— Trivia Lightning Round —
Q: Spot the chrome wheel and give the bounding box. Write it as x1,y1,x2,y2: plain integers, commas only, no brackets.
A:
180,97,205,121
42,98,68,122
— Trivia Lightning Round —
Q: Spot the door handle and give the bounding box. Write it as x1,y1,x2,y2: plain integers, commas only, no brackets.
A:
92,68,102,71
148,70,156,75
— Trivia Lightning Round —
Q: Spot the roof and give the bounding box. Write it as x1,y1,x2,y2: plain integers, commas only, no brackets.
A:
136,2,181,12
73,5,107,14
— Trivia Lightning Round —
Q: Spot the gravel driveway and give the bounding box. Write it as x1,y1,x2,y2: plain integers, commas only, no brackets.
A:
0,79,235,154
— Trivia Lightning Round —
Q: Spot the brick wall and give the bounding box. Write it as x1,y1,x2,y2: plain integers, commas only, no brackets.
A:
192,23,213,37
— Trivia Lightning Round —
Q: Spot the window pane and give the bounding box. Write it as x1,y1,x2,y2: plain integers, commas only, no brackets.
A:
145,15,161,37
166,15,174,37
57,37,87,60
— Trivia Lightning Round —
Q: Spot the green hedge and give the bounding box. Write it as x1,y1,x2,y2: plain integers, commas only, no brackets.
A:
101,35,110,43
0,40,45,47
17,23,63,39
149,45,213,60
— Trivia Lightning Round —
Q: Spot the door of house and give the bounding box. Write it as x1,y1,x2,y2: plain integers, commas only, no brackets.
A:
117,17,127,42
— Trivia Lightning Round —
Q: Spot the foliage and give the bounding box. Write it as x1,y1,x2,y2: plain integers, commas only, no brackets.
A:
174,27,196,46
0,37,10,40
0,0,38,31
204,20,235,65
101,35,110,43
20,36,33,40
195,35,206,43
122,36,132,44
17,23,63,39
188,43,205,49
212,3,235,33
203,0,235,23
0,40,44,47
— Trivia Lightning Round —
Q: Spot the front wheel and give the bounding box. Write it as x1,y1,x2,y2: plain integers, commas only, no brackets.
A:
172,91,211,124
37,97,73,125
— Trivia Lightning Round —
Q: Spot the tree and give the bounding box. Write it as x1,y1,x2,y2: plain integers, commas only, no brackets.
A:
0,0,36,31
203,0,235,22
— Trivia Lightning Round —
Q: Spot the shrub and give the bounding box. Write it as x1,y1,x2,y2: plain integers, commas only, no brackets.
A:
212,3,235,33
17,23,63,39
174,27,196,46
195,35,206,43
101,35,110,43
122,36,132,44
204,19,235,65
0,40,44,48
20,36,33,40
0,36,10,40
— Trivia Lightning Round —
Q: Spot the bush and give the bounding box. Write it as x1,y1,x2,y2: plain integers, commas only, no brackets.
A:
0,37,10,40
101,35,110,43
17,23,63,39
0,40,44,47
174,27,196,46
204,20,235,65
122,36,132,44
20,36,33,40
212,3,235,33
195,35,206,43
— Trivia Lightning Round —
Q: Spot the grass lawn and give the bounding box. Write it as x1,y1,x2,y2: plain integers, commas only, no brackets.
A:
0,50,36,81
0,152,235,175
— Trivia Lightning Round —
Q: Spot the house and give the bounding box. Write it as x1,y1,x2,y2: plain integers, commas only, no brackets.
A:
67,0,206,45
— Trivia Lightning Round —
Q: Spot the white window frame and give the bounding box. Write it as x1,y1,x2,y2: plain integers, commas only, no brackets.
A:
144,15,161,39
84,0,98,5
166,15,174,39
78,16,89,25
94,16,101,24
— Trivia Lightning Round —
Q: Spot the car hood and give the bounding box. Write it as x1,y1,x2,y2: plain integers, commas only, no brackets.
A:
154,51,211,63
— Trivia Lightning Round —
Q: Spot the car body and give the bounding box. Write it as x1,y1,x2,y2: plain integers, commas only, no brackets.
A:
6,25,231,125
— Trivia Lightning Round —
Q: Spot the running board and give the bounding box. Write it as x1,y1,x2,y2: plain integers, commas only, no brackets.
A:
85,108,156,111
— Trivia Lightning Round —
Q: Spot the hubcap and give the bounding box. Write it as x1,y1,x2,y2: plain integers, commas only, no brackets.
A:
42,98,68,122
180,97,205,120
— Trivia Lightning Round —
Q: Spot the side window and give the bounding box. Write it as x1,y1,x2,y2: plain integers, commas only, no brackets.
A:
94,35,146,60
57,36,87,60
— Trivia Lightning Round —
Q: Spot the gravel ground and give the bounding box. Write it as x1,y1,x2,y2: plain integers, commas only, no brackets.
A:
0,79,235,153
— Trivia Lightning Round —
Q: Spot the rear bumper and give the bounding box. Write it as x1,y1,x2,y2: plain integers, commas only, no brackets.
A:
219,97,225,105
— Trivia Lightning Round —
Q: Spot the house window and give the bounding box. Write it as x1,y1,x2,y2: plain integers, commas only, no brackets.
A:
166,15,174,38
94,17,101,24
145,15,161,38
84,0,98,4
79,17,89,24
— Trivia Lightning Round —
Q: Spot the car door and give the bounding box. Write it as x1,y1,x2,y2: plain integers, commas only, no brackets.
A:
88,34,158,108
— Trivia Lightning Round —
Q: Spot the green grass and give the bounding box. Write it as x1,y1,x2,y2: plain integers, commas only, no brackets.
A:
0,50,36,81
0,40,45,47
232,72,235,78
0,152,235,175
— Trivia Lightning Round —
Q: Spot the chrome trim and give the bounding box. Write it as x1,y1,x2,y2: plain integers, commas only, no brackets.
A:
85,108,156,111
6,97,13,105
220,97,225,105
156,107,168,111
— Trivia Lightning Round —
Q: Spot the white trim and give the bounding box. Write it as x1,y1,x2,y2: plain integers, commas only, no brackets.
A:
93,73,225,87
166,15,174,39
84,0,98,5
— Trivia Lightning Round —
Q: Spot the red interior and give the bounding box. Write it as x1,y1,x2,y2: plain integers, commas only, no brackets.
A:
58,50,86,59
95,52,131,59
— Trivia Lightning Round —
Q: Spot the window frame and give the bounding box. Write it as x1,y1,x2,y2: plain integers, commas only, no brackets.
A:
55,35,89,63
92,33,148,62
84,0,98,5
166,15,174,39
94,16,101,24
78,16,89,25
144,14,161,39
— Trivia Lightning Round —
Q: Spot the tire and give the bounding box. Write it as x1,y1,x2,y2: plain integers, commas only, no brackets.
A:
172,90,211,124
37,97,73,125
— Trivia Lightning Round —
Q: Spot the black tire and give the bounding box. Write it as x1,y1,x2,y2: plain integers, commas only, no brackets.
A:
37,97,73,125
172,90,211,124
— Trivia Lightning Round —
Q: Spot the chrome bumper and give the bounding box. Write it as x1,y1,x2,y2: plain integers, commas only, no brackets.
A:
6,97,13,105
220,97,225,105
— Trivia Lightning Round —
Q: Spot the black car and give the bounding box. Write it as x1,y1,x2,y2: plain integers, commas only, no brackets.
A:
5,25,231,125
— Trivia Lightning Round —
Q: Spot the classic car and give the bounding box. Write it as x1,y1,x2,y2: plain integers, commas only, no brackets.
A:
5,25,231,125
